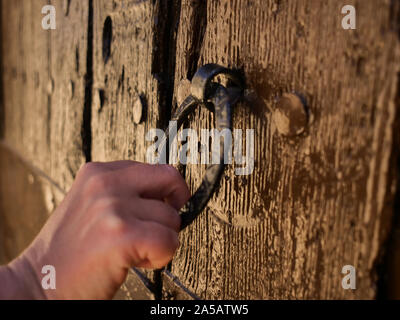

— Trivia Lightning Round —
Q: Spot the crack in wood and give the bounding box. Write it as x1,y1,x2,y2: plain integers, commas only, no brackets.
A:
82,0,93,163
377,71,400,299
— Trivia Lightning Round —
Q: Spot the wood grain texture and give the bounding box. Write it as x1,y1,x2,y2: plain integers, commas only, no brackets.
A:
166,0,400,299
1,0,399,301
162,270,199,300
91,0,172,163
0,143,61,264
114,268,156,300
91,0,177,299
1,0,88,194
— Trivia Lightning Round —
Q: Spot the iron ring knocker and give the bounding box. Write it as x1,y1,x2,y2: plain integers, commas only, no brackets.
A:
160,64,245,230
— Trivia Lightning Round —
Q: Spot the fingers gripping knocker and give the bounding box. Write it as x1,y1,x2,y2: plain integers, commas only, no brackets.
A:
160,64,245,230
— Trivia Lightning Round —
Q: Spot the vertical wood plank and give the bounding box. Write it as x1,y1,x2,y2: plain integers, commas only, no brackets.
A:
166,0,400,299
0,0,89,266
1,0,88,194
1,0,52,175
48,0,90,190
91,0,171,163
91,0,176,299
0,143,54,263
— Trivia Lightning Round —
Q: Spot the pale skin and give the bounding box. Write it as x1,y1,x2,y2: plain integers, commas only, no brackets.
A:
0,161,191,300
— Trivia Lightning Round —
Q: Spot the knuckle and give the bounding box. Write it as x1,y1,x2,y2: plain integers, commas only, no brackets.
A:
159,228,179,251
97,196,121,212
141,223,179,268
100,211,126,235
85,173,113,194
157,202,181,230
159,165,182,181
159,165,187,191
181,186,191,202
147,223,178,248
79,162,102,177
170,211,181,231
88,197,122,223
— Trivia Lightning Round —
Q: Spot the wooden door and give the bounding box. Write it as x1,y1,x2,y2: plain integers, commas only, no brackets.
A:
1,0,399,300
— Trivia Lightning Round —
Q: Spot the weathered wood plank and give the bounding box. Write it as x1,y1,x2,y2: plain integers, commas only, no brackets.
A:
91,0,172,163
167,0,400,299
162,270,199,300
0,0,89,280
91,0,176,299
48,0,90,189
0,142,63,264
1,0,88,193
385,108,400,299
113,268,156,300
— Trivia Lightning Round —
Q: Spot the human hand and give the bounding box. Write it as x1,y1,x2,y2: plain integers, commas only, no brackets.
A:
5,161,190,300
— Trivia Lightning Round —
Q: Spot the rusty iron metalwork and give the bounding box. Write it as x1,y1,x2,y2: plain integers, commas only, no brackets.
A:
132,64,245,295
160,64,245,230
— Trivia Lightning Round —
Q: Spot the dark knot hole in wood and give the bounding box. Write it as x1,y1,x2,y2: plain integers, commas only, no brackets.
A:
102,16,112,64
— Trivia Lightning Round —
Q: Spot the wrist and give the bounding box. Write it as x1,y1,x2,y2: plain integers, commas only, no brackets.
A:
1,254,47,300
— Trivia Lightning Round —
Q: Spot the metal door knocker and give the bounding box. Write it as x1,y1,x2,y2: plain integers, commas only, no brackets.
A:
132,64,245,295
159,64,245,230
